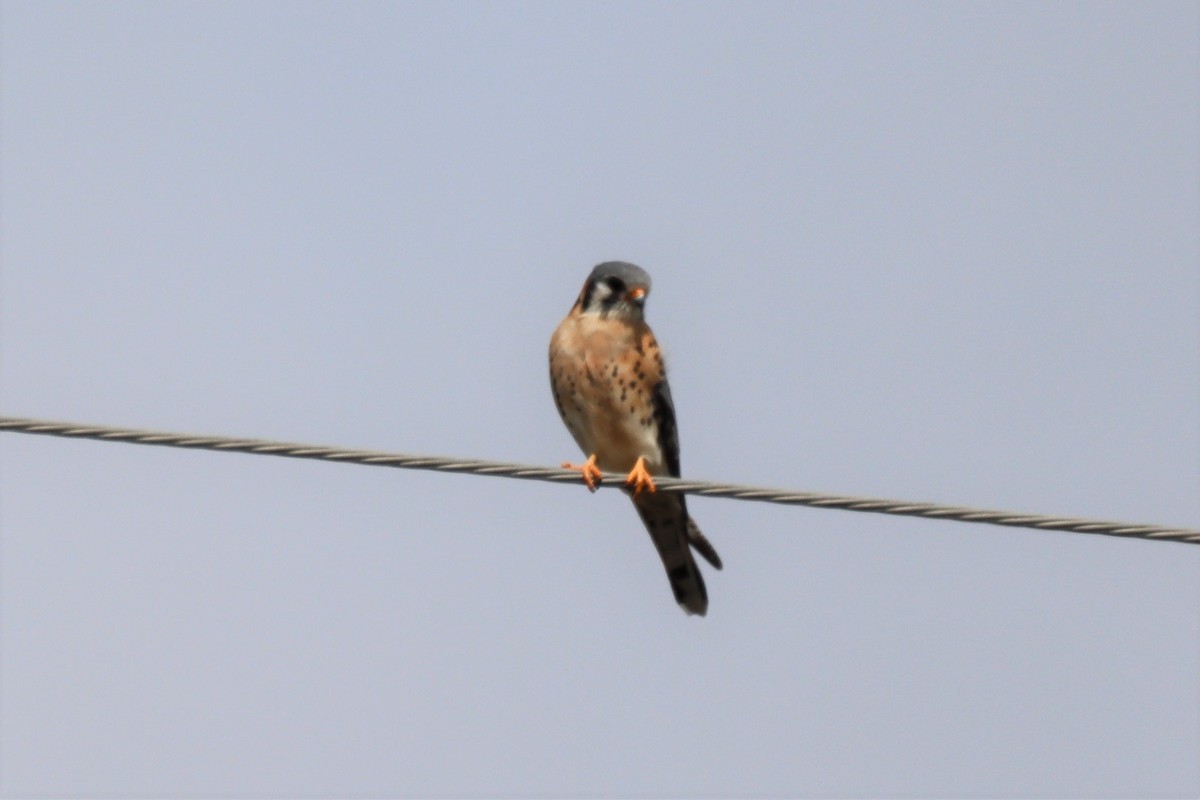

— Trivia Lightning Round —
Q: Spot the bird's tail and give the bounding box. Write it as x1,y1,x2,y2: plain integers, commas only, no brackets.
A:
632,492,710,616
686,518,722,570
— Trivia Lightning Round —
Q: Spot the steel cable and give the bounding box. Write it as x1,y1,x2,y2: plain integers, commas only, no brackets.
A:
3,416,1197,545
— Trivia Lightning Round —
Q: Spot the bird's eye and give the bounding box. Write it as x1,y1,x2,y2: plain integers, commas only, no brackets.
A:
605,277,626,294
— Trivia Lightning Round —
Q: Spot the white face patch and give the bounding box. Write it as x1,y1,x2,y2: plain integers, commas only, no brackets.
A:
589,280,617,307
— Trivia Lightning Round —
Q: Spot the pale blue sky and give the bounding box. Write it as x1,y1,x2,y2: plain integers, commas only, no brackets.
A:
2,2,1198,796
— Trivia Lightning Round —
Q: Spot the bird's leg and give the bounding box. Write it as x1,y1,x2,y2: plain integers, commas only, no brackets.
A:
624,456,657,497
562,453,603,492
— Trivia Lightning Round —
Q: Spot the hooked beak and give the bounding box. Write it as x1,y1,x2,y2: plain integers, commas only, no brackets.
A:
627,287,647,303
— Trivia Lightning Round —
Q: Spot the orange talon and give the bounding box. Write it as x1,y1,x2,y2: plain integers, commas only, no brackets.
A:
624,456,657,497
562,454,603,492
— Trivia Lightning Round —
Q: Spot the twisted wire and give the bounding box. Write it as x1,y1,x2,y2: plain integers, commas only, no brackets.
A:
3,416,1197,545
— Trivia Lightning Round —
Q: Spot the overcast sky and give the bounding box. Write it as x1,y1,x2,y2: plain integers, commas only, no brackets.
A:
2,2,1197,797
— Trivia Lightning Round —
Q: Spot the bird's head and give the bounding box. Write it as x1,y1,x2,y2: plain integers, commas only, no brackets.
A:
575,261,652,321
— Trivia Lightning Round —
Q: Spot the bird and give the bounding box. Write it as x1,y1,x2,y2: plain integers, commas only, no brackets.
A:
549,261,722,615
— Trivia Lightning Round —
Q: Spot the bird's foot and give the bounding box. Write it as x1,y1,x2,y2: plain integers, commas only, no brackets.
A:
562,454,603,492
624,456,657,497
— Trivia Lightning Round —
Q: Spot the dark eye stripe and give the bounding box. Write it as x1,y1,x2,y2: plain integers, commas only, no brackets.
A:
581,275,631,313
580,280,597,311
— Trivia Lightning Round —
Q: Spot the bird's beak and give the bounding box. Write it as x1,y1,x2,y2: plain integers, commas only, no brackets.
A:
628,287,647,303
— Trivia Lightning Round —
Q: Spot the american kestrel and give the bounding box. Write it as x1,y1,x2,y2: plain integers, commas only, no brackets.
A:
549,261,721,616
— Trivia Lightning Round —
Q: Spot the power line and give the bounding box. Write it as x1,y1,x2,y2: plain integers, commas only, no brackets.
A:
2,415,1197,545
